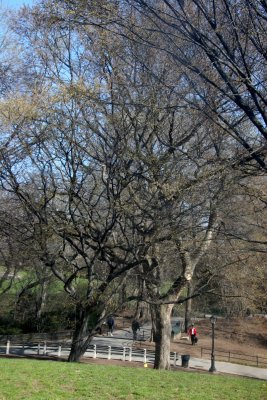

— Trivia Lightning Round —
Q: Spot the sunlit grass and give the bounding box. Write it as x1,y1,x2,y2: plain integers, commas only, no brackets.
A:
0,358,266,400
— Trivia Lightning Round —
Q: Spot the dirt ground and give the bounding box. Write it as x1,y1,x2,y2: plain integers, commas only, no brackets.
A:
169,316,267,360
149,317,267,362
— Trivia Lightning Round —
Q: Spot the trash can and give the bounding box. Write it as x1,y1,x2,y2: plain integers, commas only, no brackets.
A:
181,354,190,368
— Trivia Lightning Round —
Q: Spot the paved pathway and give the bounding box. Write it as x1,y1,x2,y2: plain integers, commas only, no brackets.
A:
187,355,267,380
97,325,267,381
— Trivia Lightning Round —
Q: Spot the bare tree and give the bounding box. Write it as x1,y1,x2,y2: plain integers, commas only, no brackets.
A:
1,2,261,370
0,9,147,361
117,0,267,172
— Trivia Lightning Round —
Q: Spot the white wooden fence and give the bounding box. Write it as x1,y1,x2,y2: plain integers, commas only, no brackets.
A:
1,340,180,366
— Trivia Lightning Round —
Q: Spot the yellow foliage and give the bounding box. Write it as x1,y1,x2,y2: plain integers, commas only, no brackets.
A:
0,95,41,125
0,80,93,127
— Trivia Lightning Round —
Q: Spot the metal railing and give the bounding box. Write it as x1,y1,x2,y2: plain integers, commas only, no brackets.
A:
200,347,267,368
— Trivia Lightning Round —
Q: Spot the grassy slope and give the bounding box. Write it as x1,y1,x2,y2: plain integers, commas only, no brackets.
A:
0,359,266,400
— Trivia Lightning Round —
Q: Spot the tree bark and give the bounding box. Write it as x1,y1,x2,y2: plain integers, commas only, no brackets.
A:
151,303,173,370
68,305,94,362
184,281,193,333
36,280,48,332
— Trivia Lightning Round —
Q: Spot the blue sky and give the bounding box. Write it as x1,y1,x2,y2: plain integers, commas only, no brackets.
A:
1,0,35,9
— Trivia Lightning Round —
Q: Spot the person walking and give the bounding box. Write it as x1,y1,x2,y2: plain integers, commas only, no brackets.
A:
188,324,197,345
107,316,115,336
131,319,140,340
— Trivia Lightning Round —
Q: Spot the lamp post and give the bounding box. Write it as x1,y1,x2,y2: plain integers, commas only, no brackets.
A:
209,315,217,372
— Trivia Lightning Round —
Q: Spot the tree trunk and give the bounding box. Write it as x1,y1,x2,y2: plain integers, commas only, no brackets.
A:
151,303,173,370
36,280,48,332
184,281,193,333
119,281,127,310
137,301,150,321
68,305,94,362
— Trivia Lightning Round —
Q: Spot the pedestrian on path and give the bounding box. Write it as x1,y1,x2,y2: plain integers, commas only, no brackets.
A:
132,319,140,340
188,323,197,345
107,316,115,336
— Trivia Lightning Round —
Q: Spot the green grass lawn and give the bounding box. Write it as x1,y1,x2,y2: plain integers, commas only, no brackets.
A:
0,358,266,400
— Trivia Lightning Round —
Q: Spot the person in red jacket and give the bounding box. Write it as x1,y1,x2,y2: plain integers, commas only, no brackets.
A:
188,324,197,345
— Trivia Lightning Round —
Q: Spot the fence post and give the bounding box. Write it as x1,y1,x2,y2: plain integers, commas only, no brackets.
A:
43,341,47,355
229,352,231,362
129,347,132,362
6,340,10,355
37,343,40,355
108,346,111,360
144,349,147,364
123,347,126,361
173,352,177,366
256,356,258,367
93,344,96,358
58,345,61,357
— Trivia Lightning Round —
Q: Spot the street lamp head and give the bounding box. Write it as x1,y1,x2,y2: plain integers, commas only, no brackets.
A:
210,315,217,324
